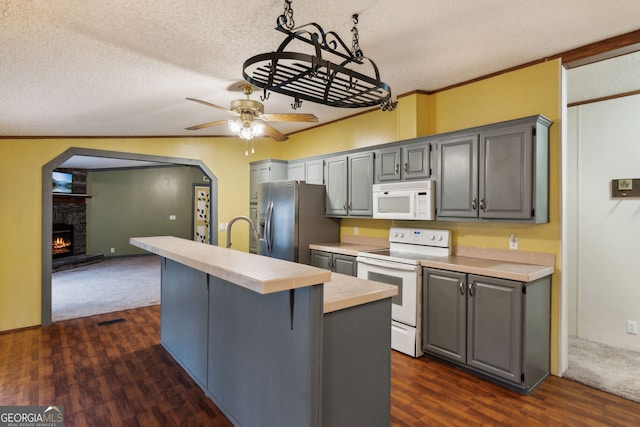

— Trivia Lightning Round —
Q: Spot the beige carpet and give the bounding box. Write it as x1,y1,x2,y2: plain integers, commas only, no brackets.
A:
52,255,160,322
564,336,640,403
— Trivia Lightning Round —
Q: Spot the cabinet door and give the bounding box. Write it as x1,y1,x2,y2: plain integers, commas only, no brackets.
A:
467,275,522,384
423,268,467,364
288,162,305,181
305,159,324,185
249,166,259,203
325,156,348,216
348,152,374,216
310,250,332,271
436,134,479,218
333,254,357,277
479,125,532,219
402,142,431,180
376,147,401,182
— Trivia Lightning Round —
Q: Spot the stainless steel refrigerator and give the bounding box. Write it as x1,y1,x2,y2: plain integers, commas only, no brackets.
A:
257,180,339,264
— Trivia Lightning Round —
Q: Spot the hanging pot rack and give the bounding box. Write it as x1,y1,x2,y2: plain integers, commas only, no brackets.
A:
243,1,397,111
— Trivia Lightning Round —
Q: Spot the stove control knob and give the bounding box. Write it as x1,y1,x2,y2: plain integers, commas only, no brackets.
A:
437,235,443,241
429,235,435,241
392,232,398,238
399,232,404,238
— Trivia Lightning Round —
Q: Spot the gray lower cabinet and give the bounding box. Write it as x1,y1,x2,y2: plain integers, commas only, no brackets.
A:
310,250,357,276
325,152,374,217
422,267,550,393
435,115,551,223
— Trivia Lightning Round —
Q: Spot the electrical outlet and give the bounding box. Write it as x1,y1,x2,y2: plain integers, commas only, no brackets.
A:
110,247,115,254
169,215,176,220
509,233,518,250
354,226,359,235
627,320,638,335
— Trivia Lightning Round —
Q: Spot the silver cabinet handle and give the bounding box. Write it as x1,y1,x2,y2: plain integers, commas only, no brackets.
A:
468,282,474,297
459,281,464,295
348,201,352,211
472,198,477,210
396,163,400,174
403,163,408,172
343,201,347,211
480,198,486,212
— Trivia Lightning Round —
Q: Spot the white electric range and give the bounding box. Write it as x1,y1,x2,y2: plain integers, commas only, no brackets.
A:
356,227,451,357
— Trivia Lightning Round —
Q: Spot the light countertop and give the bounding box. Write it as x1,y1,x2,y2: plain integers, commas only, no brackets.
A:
323,273,397,314
131,236,331,294
309,242,388,256
130,236,397,312
422,255,554,282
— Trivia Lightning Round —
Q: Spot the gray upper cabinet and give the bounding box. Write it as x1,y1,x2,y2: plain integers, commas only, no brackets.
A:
402,141,431,180
287,160,305,181
325,152,374,217
375,140,431,183
376,147,401,182
287,158,324,184
305,159,324,185
435,115,551,223
249,159,288,203
436,133,479,218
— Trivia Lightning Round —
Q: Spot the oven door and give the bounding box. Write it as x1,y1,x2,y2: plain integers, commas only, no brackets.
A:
356,256,419,326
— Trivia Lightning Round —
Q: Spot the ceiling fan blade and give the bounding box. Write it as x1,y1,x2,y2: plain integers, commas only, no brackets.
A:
185,119,228,131
261,113,318,123
262,124,288,141
186,97,231,113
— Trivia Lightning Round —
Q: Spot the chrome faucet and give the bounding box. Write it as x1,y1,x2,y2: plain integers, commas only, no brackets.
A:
226,216,260,248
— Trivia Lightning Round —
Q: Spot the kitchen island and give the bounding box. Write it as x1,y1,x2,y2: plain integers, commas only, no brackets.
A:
130,236,397,427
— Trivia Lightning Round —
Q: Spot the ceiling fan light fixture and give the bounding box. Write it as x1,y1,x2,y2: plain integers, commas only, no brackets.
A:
242,0,397,111
228,119,242,134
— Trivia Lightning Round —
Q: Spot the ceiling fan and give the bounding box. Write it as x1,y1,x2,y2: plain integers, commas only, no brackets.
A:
185,84,318,142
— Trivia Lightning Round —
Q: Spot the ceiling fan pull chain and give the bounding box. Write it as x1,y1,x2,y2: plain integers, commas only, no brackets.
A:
278,0,295,30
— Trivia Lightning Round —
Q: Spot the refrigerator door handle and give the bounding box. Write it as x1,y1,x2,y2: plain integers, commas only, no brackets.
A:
265,201,274,254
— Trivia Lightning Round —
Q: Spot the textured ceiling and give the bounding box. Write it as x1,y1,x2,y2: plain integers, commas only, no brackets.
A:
1,0,639,138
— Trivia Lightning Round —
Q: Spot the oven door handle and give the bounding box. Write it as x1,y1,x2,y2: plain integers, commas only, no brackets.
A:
356,257,418,272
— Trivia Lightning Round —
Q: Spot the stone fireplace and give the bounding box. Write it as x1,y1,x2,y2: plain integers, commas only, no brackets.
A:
52,170,88,259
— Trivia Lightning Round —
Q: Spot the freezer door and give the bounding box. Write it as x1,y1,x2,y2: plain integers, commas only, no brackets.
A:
268,180,298,261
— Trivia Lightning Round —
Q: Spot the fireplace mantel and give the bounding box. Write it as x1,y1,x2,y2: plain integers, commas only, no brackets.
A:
53,194,92,204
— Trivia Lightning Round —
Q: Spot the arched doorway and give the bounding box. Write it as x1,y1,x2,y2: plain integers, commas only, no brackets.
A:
42,147,218,325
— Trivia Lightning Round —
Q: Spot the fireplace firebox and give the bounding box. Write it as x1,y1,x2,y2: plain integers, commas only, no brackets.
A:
52,223,74,258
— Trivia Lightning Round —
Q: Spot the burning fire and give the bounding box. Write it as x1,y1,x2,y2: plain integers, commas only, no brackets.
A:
53,236,71,253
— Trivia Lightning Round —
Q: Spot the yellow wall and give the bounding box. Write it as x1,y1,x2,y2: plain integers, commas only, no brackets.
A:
0,59,562,374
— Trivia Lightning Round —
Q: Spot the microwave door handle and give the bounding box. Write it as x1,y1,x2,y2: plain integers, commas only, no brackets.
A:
356,257,418,272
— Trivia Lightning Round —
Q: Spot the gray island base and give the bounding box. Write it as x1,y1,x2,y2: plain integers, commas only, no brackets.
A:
130,236,397,427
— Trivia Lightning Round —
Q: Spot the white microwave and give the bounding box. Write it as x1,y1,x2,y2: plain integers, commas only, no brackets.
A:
372,180,435,220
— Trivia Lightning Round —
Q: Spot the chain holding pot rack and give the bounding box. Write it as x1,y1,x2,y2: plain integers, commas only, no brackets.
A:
243,0,397,111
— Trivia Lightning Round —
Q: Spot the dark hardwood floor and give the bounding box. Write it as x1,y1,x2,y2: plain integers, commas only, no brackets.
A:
1,305,638,426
